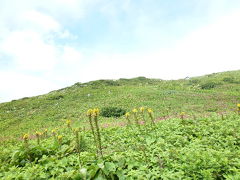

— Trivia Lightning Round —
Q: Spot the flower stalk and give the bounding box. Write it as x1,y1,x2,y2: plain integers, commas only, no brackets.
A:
22,133,29,149
74,128,82,167
147,108,155,125
43,129,48,138
35,131,42,145
93,108,103,157
180,112,186,120
237,104,240,115
132,108,140,128
140,107,146,124
87,109,96,144
125,112,131,126
57,135,63,145
87,108,103,157
66,120,71,129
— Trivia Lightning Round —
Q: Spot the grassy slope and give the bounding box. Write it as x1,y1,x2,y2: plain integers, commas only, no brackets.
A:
0,70,240,142
1,114,239,179
0,70,240,179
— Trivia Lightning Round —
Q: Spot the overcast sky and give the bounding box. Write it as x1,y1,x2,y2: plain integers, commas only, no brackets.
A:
0,0,240,102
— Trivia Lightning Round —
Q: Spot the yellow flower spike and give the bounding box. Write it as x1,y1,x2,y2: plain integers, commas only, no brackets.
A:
147,108,153,114
180,112,186,120
43,129,48,137
95,108,100,115
125,112,131,126
132,108,138,113
23,133,29,140
180,112,186,116
66,119,71,128
73,128,80,133
57,135,63,141
237,104,240,115
125,112,130,118
52,129,57,135
57,135,63,145
92,108,100,117
87,109,93,116
139,107,145,113
35,131,42,136
22,133,30,147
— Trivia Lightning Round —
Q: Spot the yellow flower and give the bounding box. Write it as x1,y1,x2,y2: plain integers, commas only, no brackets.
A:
73,128,80,133
180,112,186,116
139,107,145,113
87,109,93,116
92,108,100,116
125,112,130,118
57,135,63,141
44,129,48,132
237,104,240,108
52,129,57,134
132,108,138,113
35,131,42,136
23,133,29,140
147,108,153,114
66,119,71,126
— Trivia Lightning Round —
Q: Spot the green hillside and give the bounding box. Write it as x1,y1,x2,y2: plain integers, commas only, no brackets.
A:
1,70,240,142
0,70,240,179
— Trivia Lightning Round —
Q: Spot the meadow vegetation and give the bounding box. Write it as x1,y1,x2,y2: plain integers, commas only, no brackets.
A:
0,70,240,179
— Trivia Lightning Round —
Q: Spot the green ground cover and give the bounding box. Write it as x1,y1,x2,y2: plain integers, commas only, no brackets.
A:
0,70,240,179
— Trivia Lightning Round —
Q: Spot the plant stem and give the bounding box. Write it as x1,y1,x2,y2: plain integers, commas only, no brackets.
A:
88,116,97,144
94,115,103,157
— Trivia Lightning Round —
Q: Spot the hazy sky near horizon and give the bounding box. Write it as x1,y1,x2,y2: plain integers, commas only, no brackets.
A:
1,0,240,102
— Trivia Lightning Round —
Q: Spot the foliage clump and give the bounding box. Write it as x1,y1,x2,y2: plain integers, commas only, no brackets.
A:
47,95,64,100
222,77,235,83
100,107,126,118
200,82,218,89
188,79,200,85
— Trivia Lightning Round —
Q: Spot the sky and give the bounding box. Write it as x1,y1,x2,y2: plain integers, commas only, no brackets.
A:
0,0,240,103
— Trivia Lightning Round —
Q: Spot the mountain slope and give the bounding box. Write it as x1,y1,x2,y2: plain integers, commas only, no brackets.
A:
0,70,240,142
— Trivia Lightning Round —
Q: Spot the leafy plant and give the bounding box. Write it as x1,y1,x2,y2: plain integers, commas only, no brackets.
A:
100,107,126,118
200,82,218,89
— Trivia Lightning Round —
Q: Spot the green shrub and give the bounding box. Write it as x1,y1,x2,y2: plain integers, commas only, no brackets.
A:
200,82,218,89
48,95,64,100
222,77,240,84
188,79,200,85
222,77,235,83
100,107,126,118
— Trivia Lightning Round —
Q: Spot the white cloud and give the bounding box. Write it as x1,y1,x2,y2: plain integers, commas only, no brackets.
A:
22,10,61,33
0,2,82,72
0,0,86,102
0,71,60,102
1,30,58,71
172,10,240,76
62,47,83,64
77,10,240,81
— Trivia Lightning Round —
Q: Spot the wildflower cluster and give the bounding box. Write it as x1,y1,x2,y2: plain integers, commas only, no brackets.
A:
125,107,155,127
66,120,71,128
43,129,48,138
147,108,154,124
22,133,29,148
35,131,42,145
180,112,186,120
57,135,63,145
52,128,57,136
86,108,102,157
23,133,29,141
125,112,131,125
